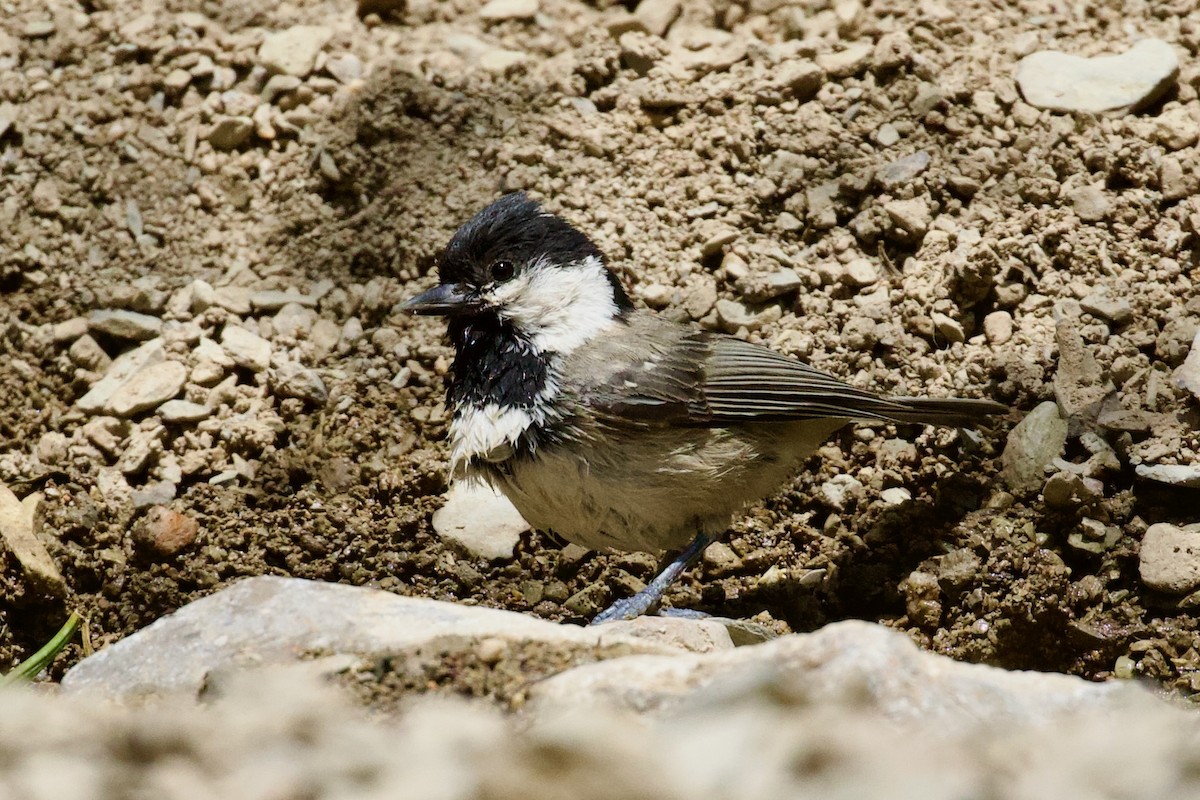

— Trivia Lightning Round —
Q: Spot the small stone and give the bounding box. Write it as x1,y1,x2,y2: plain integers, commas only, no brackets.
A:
1175,329,1200,401
69,334,112,372
250,290,316,312
634,0,681,36
983,311,1014,345
207,116,254,151
880,487,911,505
221,326,272,372
258,25,333,77
884,197,931,237
31,178,61,215
1080,293,1133,324
931,311,965,344
108,361,188,417
271,362,328,405
1154,107,1198,150
131,481,177,509
213,286,253,315
820,474,864,511
875,123,900,146
325,54,363,84
0,486,64,594
637,282,673,308
196,337,234,368
478,48,529,74
23,20,56,38
89,309,163,341
1139,523,1200,594
872,31,912,71
52,318,89,343
775,59,824,101
1069,184,1110,222
261,74,302,103
1001,402,1069,493
1160,156,1198,202
77,339,166,413
715,299,757,332
816,42,873,77
433,482,529,561
741,269,803,303
683,277,717,320
1015,39,1179,114
158,400,212,424
479,0,538,21
878,150,930,188
843,259,877,287
132,506,200,558
699,224,738,258
1135,463,1200,488
1042,471,1098,511
163,68,192,94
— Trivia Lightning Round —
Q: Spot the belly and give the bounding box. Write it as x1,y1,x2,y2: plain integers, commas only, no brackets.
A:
477,420,845,553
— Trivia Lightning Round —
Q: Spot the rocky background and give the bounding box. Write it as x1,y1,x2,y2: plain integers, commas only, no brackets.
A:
1,0,1200,791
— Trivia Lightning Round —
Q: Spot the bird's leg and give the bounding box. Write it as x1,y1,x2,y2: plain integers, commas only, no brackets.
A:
590,530,719,625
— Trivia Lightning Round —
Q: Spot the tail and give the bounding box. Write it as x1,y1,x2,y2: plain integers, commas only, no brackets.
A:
882,397,1008,427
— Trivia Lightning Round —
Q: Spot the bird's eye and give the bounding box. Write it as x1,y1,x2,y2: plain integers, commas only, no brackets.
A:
490,259,515,282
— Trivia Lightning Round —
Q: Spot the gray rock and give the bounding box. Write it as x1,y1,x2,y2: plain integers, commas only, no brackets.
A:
1135,463,1200,488
878,150,930,188
741,269,803,302
1001,401,1068,492
1080,292,1133,324
258,25,333,77
325,54,363,85
270,362,328,404
528,620,1138,726
1015,38,1179,114
76,339,166,413
158,399,212,424
250,290,317,312
815,42,873,78
108,361,188,417
221,325,272,372
1139,523,1200,594
1053,315,1113,427
884,197,931,237
61,576,690,698
432,481,529,561
89,309,163,341
1174,329,1200,400
68,334,112,371
478,0,538,21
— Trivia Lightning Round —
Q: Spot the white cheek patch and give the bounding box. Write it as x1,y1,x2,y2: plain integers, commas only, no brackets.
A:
490,255,619,354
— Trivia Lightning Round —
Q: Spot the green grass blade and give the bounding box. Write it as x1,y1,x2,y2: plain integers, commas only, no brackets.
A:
0,612,82,687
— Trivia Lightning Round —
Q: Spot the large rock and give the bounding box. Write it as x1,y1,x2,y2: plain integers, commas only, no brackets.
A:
529,620,1140,727
1139,523,1200,594
61,577,696,698
1016,39,1179,114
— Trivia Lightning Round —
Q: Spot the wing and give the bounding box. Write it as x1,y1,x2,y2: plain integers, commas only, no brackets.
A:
579,319,1004,428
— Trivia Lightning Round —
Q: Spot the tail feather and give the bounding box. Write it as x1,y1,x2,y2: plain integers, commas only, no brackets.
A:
883,397,1008,427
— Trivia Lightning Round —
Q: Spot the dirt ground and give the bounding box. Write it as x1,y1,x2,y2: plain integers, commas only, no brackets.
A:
1,0,1199,697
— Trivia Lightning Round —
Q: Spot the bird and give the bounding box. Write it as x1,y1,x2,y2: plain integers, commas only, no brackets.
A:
402,192,1006,624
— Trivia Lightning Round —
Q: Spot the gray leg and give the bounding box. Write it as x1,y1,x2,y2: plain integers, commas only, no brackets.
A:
590,531,719,625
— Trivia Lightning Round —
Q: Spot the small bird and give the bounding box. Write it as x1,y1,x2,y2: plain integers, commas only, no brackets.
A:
403,192,1005,624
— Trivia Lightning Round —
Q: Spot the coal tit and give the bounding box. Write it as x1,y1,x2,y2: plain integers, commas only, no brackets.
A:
403,193,1005,623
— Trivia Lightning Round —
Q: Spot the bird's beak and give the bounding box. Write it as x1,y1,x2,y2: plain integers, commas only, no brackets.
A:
399,283,482,316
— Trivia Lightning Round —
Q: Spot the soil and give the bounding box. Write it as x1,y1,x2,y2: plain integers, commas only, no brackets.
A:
2,0,1199,699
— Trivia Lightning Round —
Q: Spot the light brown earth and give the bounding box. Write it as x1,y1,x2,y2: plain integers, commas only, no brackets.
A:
1,0,1199,703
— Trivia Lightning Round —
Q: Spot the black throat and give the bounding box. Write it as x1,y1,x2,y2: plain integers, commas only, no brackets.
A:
446,312,549,413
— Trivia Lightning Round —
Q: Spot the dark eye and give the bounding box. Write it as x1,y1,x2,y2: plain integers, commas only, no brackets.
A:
490,259,515,282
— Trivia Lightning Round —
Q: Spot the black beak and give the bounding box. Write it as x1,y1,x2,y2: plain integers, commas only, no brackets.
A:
400,283,482,316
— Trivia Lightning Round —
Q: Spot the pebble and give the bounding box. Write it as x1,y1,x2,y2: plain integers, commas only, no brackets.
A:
1154,107,1198,151
1139,523,1200,594
479,0,538,21
775,59,824,101
89,309,163,341
432,482,530,561
1135,463,1200,488
221,326,272,372
815,42,873,78
258,25,333,77
634,0,681,36
108,361,188,417
132,506,200,558
884,197,931,237
1001,401,1068,492
271,362,328,405
250,290,316,312
931,311,965,344
158,400,212,424
715,299,759,332
1015,38,1179,114
880,487,911,505
22,20,55,38
261,74,302,102
820,474,864,511
878,151,930,188
1172,329,1200,401
131,481,177,509
77,339,166,413
1080,293,1133,324
325,54,363,85
699,224,738,258
207,117,254,151
69,334,112,371
741,269,803,302
0,485,64,595
52,317,89,343
1069,184,1109,222
843,258,878,287
875,123,900,146
983,310,1014,345
637,282,673,308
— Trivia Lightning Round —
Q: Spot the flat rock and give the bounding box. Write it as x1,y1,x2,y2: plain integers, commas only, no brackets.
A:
878,150,930,188
528,619,1139,727
0,486,64,595
76,339,166,413
270,362,328,404
61,576,692,698
89,309,162,341
1001,401,1069,492
221,325,272,372
258,25,333,77
1139,523,1200,594
1174,328,1200,400
598,616,735,654
1016,38,1179,114
479,0,538,21
250,290,316,312
741,268,803,302
1053,315,1114,428
107,361,187,417
157,399,212,423
634,0,681,36
1135,463,1200,488
432,481,529,561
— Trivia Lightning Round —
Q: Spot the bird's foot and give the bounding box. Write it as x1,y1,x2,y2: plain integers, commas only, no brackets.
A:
591,590,661,624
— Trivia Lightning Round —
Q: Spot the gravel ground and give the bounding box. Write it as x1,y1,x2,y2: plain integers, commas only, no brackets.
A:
1,0,1199,699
